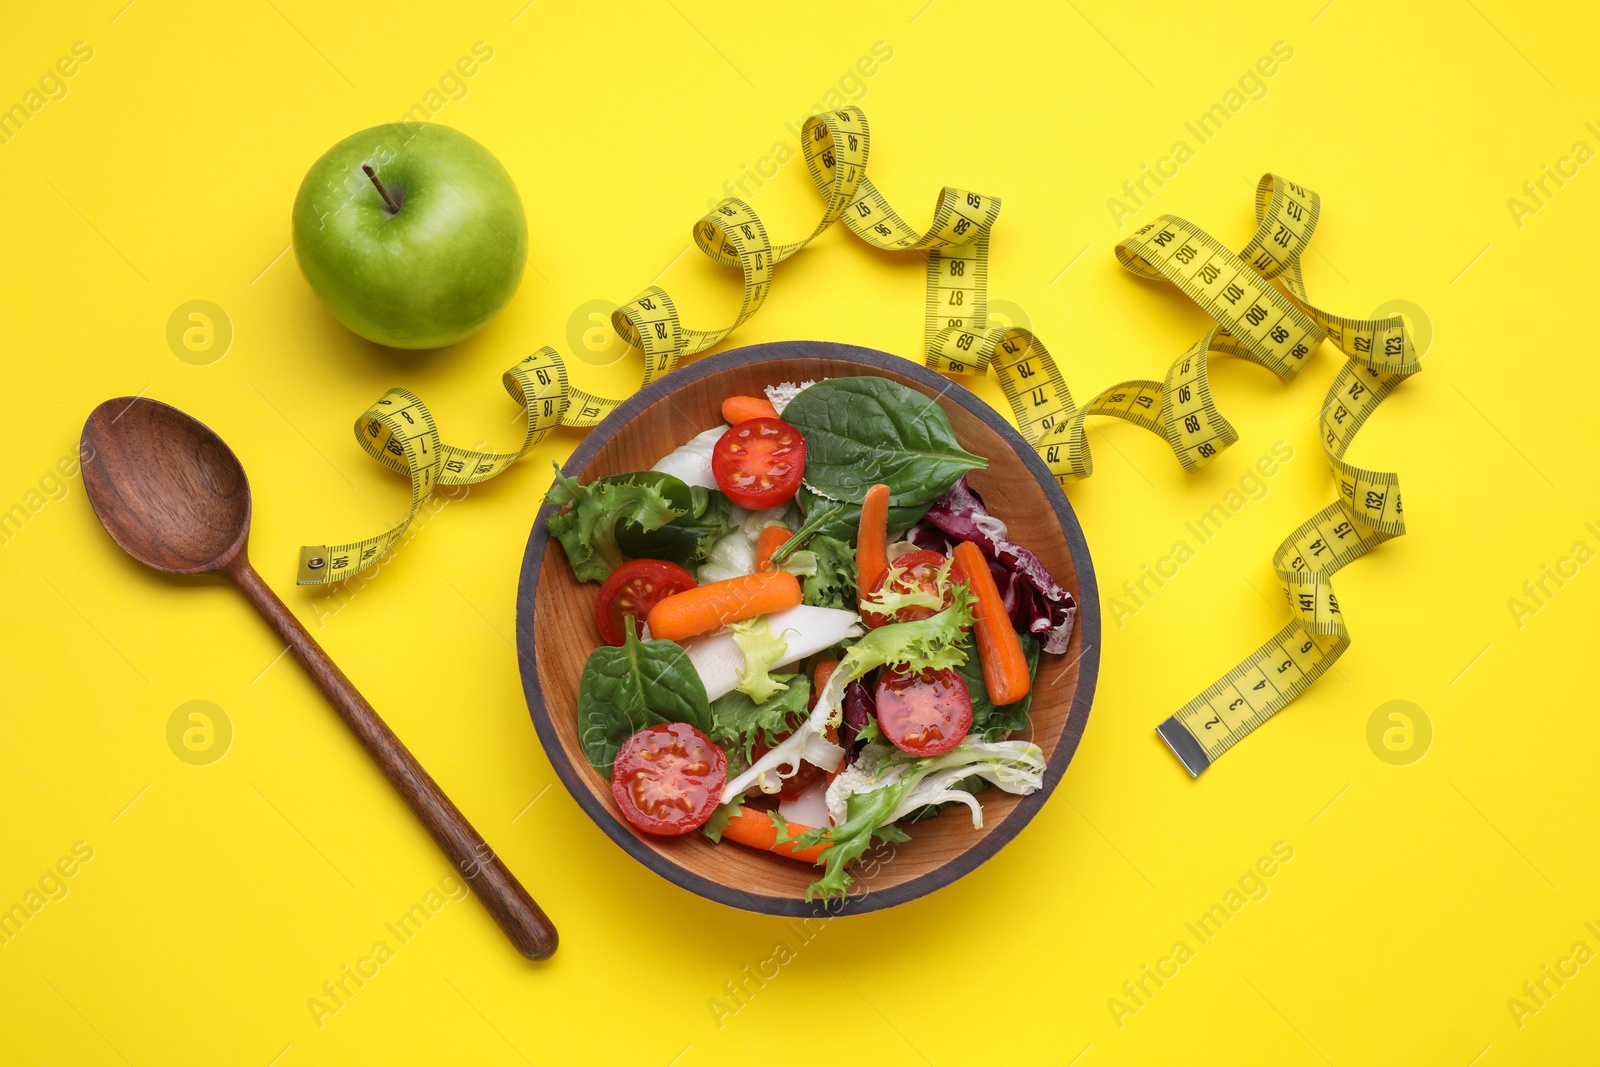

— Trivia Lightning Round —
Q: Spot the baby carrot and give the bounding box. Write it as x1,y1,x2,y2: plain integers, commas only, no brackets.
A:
719,806,831,864
722,395,780,424
646,569,802,641
808,658,840,712
813,658,840,693
856,483,891,605
754,524,792,570
953,540,1031,706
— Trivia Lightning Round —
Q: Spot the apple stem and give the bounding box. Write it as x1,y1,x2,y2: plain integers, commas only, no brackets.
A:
362,164,401,214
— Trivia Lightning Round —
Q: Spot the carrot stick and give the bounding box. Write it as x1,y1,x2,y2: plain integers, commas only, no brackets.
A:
856,483,891,605
953,540,1031,705
719,806,831,863
808,658,839,711
754,524,792,571
813,658,839,693
722,395,780,424
646,569,802,641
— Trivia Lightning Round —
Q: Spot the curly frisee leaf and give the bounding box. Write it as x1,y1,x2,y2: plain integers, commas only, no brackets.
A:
545,467,686,583
728,617,790,703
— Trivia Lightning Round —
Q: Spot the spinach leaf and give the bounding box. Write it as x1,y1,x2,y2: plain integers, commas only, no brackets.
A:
783,377,987,508
616,477,734,568
707,676,811,769
576,619,713,775
957,631,1042,741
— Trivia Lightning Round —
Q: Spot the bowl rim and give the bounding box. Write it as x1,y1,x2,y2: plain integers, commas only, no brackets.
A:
515,340,1100,916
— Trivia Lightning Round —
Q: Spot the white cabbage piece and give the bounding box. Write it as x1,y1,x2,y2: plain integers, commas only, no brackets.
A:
885,538,919,560
823,739,1047,828
696,530,757,584
682,605,863,703
651,425,726,489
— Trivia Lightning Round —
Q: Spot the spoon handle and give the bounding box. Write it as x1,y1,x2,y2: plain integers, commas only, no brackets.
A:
230,560,558,961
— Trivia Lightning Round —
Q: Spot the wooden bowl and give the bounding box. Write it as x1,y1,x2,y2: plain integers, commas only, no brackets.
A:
516,340,1099,916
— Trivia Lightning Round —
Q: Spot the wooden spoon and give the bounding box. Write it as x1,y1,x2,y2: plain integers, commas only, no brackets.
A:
81,395,557,960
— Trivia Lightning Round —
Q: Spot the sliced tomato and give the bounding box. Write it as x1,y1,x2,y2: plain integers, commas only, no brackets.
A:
862,549,951,628
610,723,727,835
594,559,696,646
711,417,806,509
875,666,972,756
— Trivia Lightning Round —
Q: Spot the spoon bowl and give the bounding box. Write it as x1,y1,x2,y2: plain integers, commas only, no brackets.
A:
81,397,251,574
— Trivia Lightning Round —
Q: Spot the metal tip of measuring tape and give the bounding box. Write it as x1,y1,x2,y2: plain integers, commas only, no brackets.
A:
296,544,331,586
1156,718,1210,778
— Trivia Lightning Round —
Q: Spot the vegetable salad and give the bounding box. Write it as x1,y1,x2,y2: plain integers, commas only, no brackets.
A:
545,376,1077,901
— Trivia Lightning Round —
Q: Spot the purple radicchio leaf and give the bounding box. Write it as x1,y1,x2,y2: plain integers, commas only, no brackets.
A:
839,680,876,752
911,476,1077,654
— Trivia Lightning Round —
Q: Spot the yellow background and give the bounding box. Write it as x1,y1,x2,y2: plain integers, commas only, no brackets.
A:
2,1,1596,1063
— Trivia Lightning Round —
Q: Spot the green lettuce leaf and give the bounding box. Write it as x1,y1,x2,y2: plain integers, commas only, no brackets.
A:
780,779,916,902
855,715,881,746
707,678,810,767
700,793,746,843
858,555,954,620
789,738,1046,901
616,480,734,569
831,581,977,682
545,468,685,583
802,534,857,610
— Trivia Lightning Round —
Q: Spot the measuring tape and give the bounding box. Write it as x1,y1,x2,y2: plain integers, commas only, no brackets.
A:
299,105,1419,775
296,351,609,584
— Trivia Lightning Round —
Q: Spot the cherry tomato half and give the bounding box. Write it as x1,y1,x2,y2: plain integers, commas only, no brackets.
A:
711,417,806,509
594,559,696,646
863,549,952,628
610,723,728,836
875,666,973,756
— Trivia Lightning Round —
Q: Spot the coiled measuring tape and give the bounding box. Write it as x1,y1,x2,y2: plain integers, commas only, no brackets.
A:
295,352,610,584
299,105,1419,775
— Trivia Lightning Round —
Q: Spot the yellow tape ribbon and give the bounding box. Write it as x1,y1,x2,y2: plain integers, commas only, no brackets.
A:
298,105,1420,774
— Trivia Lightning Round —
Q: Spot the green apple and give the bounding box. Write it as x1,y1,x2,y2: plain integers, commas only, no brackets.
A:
292,123,526,349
